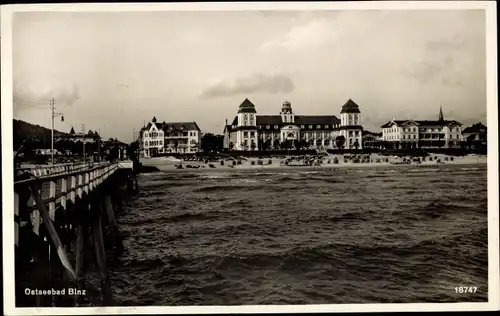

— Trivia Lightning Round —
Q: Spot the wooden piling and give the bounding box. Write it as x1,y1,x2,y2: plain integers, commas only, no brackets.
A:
13,162,127,307
104,195,124,253
92,200,113,305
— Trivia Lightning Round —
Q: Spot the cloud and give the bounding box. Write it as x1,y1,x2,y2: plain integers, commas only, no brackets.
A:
14,76,80,110
425,34,466,51
200,73,295,99
258,19,332,53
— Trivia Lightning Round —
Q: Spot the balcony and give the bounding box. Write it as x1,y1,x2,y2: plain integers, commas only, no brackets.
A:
165,133,189,139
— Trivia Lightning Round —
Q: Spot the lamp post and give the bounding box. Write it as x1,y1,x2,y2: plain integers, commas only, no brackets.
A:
50,98,64,165
81,124,86,163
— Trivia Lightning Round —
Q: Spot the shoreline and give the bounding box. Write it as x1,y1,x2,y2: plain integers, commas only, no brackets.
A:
140,154,487,172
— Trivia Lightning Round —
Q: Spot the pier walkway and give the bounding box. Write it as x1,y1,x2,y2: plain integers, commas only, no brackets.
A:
14,161,135,306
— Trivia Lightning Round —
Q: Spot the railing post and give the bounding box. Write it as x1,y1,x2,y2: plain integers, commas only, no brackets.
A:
84,172,89,195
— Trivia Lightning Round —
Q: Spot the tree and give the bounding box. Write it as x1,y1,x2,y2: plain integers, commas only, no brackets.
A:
294,139,301,150
128,141,140,161
353,139,360,150
300,139,308,149
335,135,346,149
201,133,224,153
273,139,280,149
250,140,256,151
263,139,272,151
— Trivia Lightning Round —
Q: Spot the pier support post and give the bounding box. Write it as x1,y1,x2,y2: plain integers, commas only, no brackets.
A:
91,200,113,305
103,195,124,253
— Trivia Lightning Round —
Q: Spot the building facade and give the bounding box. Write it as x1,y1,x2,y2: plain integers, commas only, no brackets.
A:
380,107,463,149
223,98,364,151
55,126,100,143
139,117,201,157
362,131,383,149
462,122,487,149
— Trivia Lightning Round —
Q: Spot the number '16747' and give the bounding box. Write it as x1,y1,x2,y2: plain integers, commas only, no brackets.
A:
455,286,478,294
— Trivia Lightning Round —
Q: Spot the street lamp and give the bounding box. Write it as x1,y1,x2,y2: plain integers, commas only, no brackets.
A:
50,98,64,165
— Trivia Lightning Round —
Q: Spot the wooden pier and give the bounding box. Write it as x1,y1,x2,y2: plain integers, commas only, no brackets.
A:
14,161,137,307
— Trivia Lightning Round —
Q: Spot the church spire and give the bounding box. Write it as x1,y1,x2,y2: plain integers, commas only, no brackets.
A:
438,105,444,122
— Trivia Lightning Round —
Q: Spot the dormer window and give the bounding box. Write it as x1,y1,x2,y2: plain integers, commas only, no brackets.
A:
325,125,329,128
274,125,279,129
266,125,270,129
316,125,321,129
309,125,313,129
301,125,305,128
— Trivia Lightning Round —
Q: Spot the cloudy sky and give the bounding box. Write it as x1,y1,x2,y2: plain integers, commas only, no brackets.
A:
12,8,487,142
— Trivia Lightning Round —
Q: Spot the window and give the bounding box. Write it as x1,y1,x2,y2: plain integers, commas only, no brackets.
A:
316,125,321,129
349,115,352,120
403,135,406,139
301,125,305,128
274,125,279,129
145,132,148,137
250,131,255,137
244,132,248,137
266,125,270,129
349,131,353,137
413,135,416,139
325,125,329,128
309,125,313,129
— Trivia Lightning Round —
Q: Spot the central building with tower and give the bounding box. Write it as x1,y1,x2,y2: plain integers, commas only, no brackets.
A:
223,98,364,151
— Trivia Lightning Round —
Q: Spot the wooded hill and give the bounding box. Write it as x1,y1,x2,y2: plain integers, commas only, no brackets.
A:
13,119,67,150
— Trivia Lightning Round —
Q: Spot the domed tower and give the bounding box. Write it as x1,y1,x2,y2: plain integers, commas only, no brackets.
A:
236,98,259,151
280,100,294,123
237,98,257,127
339,99,363,149
340,99,361,126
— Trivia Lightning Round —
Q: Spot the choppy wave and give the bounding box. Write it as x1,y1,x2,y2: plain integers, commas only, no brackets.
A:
111,164,488,305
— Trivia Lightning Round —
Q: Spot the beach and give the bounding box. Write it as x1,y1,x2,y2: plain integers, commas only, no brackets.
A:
141,153,487,172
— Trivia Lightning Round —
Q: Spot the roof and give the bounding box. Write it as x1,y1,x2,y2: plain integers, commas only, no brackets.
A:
237,98,257,113
69,126,75,135
340,99,361,114
256,115,282,125
294,115,341,125
381,119,462,128
161,122,201,131
363,130,382,137
231,115,341,127
463,122,487,134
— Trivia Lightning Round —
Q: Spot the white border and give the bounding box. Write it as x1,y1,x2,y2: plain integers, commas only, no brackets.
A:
1,1,498,315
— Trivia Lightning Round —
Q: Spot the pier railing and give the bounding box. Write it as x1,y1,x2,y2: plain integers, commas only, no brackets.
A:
14,162,120,287
16,161,108,177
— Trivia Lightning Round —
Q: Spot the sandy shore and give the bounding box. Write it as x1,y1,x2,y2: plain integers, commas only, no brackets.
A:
141,153,487,172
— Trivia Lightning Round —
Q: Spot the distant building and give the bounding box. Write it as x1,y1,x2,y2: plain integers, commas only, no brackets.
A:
462,122,487,149
223,98,364,151
380,107,463,149
55,126,100,143
139,117,201,157
362,131,383,149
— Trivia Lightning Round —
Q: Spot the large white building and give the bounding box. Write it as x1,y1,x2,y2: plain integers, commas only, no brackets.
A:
380,107,463,149
223,98,364,151
139,117,201,157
